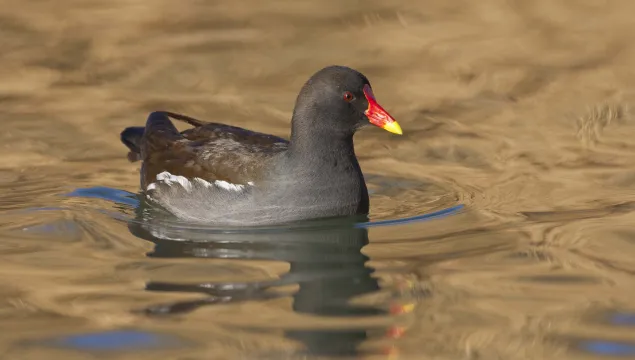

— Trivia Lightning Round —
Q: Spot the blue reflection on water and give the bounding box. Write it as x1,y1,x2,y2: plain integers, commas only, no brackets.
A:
48,330,178,351
581,340,635,357
66,187,140,207
357,204,464,228
610,312,635,326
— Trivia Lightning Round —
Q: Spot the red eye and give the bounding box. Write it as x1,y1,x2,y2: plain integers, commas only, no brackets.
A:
343,91,355,102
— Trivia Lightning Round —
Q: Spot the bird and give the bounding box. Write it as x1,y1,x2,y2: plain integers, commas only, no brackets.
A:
120,65,402,226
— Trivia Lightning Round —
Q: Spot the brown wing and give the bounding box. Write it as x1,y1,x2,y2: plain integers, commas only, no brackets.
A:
140,111,288,189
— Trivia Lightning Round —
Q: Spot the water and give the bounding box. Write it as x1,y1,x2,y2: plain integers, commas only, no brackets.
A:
2,0,635,359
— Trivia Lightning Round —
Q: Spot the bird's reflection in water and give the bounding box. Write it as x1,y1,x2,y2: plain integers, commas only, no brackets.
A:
127,210,387,358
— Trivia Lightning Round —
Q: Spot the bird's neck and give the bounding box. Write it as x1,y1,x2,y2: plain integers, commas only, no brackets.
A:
271,112,369,217
289,130,355,161
288,111,356,163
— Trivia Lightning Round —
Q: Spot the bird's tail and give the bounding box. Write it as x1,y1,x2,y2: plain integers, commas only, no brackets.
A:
120,126,145,162
162,111,209,127
120,111,209,162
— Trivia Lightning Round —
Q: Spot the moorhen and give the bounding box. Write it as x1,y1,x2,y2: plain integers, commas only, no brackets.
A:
120,65,402,226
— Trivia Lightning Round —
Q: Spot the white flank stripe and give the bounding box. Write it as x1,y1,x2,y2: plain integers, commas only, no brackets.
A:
150,171,247,193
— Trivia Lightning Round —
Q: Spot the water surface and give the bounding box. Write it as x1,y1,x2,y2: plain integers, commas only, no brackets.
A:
2,1,635,359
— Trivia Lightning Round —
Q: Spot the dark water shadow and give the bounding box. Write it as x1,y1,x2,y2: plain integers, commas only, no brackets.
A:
127,204,387,358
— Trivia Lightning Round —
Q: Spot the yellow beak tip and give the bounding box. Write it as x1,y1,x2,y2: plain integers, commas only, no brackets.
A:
382,121,403,135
